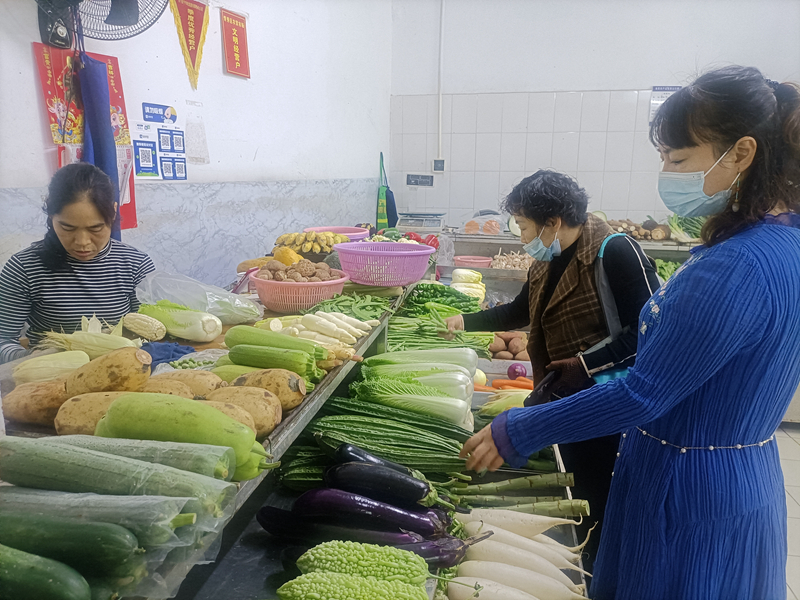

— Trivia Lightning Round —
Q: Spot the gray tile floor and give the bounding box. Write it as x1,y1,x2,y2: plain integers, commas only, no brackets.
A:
777,423,800,599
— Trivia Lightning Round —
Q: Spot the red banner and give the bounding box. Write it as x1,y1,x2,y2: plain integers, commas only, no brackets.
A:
220,8,250,78
169,0,209,89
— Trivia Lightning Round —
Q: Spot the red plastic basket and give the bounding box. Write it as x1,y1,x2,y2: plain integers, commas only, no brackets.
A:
334,242,435,287
303,226,370,241
249,269,349,314
454,255,492,268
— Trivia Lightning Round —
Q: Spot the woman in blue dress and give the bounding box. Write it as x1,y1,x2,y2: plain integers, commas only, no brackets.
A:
462,66,800,600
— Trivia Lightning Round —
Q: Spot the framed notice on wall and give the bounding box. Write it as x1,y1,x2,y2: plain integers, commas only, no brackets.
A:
220,8,250,78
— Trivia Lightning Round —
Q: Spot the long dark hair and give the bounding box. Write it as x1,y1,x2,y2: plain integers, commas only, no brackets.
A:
37,163,116,271
650,66,800,246
501,170,589,227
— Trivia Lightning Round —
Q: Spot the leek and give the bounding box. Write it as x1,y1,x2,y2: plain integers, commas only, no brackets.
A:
362,348,478,376
138,300,223,343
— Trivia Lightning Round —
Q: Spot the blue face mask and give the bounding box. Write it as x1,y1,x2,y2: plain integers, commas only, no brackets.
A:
523,225,562,262
657,147,740,218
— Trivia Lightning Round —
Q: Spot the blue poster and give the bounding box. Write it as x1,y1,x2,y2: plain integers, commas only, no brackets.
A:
133,140,158,177
142,102,177,123
160,157,175,180
157,128,173,153
171,130,185,154
173,158,187,180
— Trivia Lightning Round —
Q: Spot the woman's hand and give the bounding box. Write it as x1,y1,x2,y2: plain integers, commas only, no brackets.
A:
439,315,465,341
460,426,505,472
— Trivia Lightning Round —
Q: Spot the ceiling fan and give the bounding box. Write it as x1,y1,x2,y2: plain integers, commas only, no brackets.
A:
35,0,169,47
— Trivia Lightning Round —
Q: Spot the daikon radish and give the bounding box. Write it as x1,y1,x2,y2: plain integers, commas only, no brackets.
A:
457,562,585,600
301,315,357,344
315,312,365,338
298,330,342,346
365,319,380,327
447,577,541,600
463,522,589,574
329,312,371,332
534,523,596,555
465,540,581,591
456,508,579,538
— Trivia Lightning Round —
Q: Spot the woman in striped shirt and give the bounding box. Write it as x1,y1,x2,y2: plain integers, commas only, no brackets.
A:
0,163,155,364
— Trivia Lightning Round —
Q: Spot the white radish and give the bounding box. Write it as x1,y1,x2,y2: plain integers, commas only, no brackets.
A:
315,311,365,338
466,540,580,591
279,327,299,337
463,522,589,574
534,523,595,555
300,315,357,344
269,319,283,332
457,562,585,600
329,312,371,332
365,319,381,327
456,509,578,538
447,577,541,600
298,330,341,346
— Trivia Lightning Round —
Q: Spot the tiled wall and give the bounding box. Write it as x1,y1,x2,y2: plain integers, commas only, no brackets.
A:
389,91,668,227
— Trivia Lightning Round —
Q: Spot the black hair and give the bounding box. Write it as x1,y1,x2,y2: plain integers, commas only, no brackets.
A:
501,170,589,227
36,163,116,271
650,65,800,246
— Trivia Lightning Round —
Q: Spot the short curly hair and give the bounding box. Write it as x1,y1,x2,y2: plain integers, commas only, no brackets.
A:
501,170,589,227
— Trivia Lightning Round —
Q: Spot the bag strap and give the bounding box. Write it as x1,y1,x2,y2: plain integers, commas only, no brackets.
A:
595,233,627,341
379,152,388,187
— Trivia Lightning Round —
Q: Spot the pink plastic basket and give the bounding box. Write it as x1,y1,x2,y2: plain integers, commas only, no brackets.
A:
249,269,349,314
454,255,492,268
303,226,370,241
334,242,435,287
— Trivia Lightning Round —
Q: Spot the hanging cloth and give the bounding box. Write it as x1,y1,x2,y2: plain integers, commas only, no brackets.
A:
377,153,398,229
76,20,121,239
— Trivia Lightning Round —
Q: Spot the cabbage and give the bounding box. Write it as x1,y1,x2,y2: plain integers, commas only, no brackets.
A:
451,269,483,284
138,300,223,343
362,349,478,376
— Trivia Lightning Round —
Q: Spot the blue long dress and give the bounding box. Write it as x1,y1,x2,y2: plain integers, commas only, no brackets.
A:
491,218,800,599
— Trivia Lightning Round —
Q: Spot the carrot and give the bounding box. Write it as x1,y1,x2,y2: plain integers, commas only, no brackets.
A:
492,379,534,390
474,384,496,393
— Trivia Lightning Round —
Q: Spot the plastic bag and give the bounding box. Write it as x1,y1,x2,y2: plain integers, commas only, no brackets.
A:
136,271,263,325
462,213,507,235
437,234,455,266
152,349,229,376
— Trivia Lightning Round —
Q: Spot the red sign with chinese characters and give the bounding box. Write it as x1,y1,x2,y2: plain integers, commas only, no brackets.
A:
170,0,209,89
220,8,250,78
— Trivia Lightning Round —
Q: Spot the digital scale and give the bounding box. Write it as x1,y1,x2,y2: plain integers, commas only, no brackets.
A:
396,212,446,235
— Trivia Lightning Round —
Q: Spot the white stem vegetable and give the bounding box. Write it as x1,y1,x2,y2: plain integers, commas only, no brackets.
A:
365,319,381,327
456,509,579,538
321,344,356,361
465,540,582,591
298,330,343,346
280,327,300,337
301,314,357,344
329,312,371,332
463,522,587,573
315,312,364,338
457,562,586,600
447,577,540,600
533,524,595,555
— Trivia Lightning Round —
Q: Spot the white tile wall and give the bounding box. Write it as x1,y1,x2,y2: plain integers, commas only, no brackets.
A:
389,90,663,227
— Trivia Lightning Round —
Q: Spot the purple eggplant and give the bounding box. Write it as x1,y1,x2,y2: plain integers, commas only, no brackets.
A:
292,488,445,538
397,532,494,568
333,444,412,475
324,462,451,510
256,506,424,545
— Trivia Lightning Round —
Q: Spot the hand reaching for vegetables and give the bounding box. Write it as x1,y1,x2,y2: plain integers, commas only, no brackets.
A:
444,315,464,332
545,357,592,398
460,425,504,472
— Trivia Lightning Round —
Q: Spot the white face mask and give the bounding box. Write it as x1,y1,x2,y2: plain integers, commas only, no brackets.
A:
657,147,740,217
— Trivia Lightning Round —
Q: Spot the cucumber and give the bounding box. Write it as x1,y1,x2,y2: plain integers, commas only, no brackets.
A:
0,487,195,547
96,393,257,467
0,437,237,517
225,325,327,360
211,364,261,383
214,354,234,367
87,578,119,600
47,435,236,481
0,513,140,577
0,543,91,600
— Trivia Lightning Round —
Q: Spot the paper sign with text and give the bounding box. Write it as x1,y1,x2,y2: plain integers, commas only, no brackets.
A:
220,8,250,78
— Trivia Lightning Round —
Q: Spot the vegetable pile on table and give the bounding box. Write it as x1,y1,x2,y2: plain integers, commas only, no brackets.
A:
489,331,529,361
399,282,482,317
668,214,706,243
273,231,351,255
449,269,487,302
655,258,682,281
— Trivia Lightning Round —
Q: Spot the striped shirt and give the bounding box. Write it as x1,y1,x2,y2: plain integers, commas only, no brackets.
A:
0,240,155,363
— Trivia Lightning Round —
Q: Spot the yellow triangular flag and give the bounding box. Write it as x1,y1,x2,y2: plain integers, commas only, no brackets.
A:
169,0,209,90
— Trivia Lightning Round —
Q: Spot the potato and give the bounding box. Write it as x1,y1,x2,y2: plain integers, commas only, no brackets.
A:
206,386,282,440
2,379,70,426
236,257,272,272
230,369,306,412
507,338,527,356
496,331,526,343
199,401,256,433
494,351,514,360
488,336,507,353
149,370,225,398
66,348,152,397
141,379,195,399
54,391,129,435
514,351,530,361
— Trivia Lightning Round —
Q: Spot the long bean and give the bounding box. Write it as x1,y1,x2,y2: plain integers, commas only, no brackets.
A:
304,294,393,320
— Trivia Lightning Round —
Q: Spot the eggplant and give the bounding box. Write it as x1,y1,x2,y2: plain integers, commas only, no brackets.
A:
256,506,424,545
324,461,450,510
397,532,493,569
332,443,412,475
292,488,445,538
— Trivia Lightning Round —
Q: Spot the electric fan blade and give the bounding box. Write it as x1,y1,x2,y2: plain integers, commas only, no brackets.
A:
105,0,139,26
